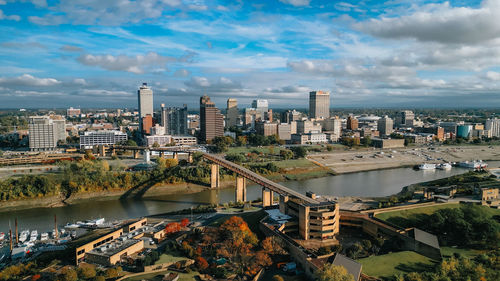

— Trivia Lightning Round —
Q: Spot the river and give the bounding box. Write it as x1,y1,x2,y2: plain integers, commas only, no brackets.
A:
1,161,499,233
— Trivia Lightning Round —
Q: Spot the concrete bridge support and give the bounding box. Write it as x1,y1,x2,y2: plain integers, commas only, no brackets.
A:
133,150,140,159
279,194,289,214
111,148,116,156
210,164,220,188
173,152,178,160
235,177,247,202
262,188,273,207
98,145,106,157
188,152,193,163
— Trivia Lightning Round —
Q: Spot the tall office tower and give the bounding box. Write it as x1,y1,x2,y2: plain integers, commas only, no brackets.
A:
252,99,268,113
486,118,500,137
309,91,330,119
161,103,168,133
377,115,394,136
226,98,239,128
281,109,301,123
138,83,153,118
396,110,415,127
200,95,224,142
346,116,358,130
28,115,66,151
167,105,188,135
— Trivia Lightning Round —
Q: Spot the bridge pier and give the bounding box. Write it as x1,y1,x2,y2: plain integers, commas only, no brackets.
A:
159,151,163,157
133,150,140,159
262,188,273,207
235,177,246,202
279,194,289,214
111,148,116,156
188,152,193,163
173,152,178,160
210,164,220,188
98,145,106,157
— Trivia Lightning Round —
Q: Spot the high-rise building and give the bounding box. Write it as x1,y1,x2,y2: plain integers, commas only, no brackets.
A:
377,116,394,136
28,115,66,151
161,104,168,131
200,95,224,142
138,83,153,118
160,104,188,135
142,114,153,135
226,98,239,128
346,116,358,130
281,110,301,123
243,108,263,129
296,120,322,134
309,91,330,119
396,110,415,127
251,99,268,113
486,118,500,137
256,122,278,136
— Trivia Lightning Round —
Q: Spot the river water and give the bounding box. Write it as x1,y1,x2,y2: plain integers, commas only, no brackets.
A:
1,161,499,233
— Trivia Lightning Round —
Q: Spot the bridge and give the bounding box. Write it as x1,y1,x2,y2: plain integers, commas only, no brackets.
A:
0,153,85,165
202,153,319,205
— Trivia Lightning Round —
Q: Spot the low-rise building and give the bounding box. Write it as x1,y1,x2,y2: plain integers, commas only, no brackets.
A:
172,136,197,146
371,138,405,149
80,130,128,149
255,122,278,136
291,132,327,144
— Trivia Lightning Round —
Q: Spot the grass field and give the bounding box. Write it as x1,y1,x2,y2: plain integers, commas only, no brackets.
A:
358,251,437,279
227,146,284,155
441,247,485,259
375,203,500,222
123,270,198,281
155,252,186,265
374,204,461,221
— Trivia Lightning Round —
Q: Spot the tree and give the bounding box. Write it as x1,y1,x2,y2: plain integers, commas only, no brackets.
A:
236,136,247,146
78,264,96,279
60,268,78,281
125,139,138,146
104,268,119,279
93,276,105,281
291,146,307,158
195,257,209,271
316,264,355,281
254,251,272,267
212,136,234,153
152,141,160,148
279,149,293,160
180,218,189,227
272,275,284,281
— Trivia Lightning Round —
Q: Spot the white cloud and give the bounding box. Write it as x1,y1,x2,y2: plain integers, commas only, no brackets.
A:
0,9,20,21
73,78,87,85
485,71,500,81
279,0,310,7
77,52,180,74
0,74,61,86
356,0,500,44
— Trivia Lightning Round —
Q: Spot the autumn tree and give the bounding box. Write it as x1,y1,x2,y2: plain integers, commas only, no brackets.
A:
78,263,96,279
180,218,189,227
254,251,272,267
316,264,355,281
196,257,209,271
60,267,78,281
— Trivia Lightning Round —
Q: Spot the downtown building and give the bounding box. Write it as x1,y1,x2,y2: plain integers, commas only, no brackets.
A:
396,110,415,127
80,130,128,149
138,83,153,134
199,95,224,143
161,104,188,135
486,118,500,137
377,115,394,136
309,91,330,119
28,115,66,151
226,98,239,128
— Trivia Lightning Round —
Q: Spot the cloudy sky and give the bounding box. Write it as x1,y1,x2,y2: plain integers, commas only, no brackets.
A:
0,0,499,109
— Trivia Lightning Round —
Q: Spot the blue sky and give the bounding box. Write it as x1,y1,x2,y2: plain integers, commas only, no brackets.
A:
0,0,499,109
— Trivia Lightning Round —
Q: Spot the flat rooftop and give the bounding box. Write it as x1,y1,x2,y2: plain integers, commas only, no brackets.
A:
265,209,292,224
88,237,142,257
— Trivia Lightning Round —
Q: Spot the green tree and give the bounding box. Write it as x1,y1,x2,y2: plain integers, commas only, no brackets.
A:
78,264,96,279
280,149,293,160
316,264,355,281
291,146,307,158
60,268,78,281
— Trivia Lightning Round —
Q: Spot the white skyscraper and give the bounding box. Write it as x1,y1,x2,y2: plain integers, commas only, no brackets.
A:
138,83,153,118
251,99,268,113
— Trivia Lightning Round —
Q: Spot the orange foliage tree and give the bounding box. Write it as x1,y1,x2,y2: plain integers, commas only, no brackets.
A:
195,257,209,271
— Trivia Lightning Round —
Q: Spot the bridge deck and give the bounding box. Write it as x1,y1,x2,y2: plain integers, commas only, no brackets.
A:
202,153,318,204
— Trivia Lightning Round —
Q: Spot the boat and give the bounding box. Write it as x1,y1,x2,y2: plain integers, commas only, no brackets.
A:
437,163,452,170
19,230,29,243
418,163,436,170
0,232,4,241
40,233,49,241
30,230,38,242
459,160,488,169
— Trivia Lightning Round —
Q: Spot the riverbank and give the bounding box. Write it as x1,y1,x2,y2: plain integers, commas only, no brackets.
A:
308,145,500,174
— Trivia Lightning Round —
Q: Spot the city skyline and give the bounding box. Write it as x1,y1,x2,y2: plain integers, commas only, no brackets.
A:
1,0,500,108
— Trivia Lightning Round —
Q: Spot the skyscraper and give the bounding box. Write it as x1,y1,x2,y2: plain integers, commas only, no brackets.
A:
251,99,268,113
226,98,238,128
396,110,415,127
309,91,330,119
28,115,66,151
168,105,188,135
486,118,500,137
200,95,224,142
377,116,394,136
138,83,153,118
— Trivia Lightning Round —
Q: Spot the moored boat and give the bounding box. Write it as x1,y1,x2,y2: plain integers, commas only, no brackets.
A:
437,163,452,170
418,163,436,170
